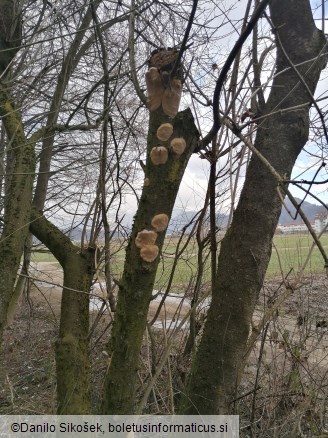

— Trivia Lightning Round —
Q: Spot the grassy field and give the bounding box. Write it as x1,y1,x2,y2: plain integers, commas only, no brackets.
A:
31,233,328,287
268,233,328,276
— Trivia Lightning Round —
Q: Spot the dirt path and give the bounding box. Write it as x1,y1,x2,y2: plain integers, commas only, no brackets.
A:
29,264,328,369
28,262,190,323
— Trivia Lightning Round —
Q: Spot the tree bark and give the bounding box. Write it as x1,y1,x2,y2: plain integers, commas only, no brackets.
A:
0,84,35,342
30,209,95,414
180,0,327,414
102,105,199,414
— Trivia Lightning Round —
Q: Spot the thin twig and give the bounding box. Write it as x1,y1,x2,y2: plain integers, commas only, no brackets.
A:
170,0,199,79
274,28,328,145
225,121,328,267
128,0,147,104
135,291,210,414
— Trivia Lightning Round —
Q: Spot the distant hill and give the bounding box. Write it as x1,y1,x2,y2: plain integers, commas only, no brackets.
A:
278,197,327,224
41,198,326,242
168,210,228,234
170,198,327,232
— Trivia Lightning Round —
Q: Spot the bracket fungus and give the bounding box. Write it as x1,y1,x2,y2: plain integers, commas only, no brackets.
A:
146,48,183,117
151,213,169,232
135,230,158,248
150,146,168,165
157,123,173,141
162,79,182,118
140,244,159,263
145,67,164,112
170,137,186,155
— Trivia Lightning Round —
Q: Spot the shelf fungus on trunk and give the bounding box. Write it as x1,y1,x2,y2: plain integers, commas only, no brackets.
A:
135,230,158,248
157,123,173,141
150,146,168,165
151,213,169,232
170,137,186,155
162,78,182,118
145,48,183,117
135,230,159,263
140,244,159,263
145,67,165,112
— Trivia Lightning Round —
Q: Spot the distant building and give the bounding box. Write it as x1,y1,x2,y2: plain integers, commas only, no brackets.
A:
276,211,328,234
276,221,315,234
314,212,328,233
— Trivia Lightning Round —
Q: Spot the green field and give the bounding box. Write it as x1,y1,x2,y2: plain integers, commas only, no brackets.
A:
31,233,328,288
268,233,328,276
108,233,328,288
30,251,57,263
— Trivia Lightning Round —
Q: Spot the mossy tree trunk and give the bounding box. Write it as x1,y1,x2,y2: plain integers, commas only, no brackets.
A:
179,0,327,414
0,5,34,395
30,209,95,414
102,100,199,413
0,84,35,342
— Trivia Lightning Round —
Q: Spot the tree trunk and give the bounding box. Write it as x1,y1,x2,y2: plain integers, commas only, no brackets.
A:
7,233,33,324
102,97,199,412
27,5,105,408
103,110,197,415
30,210,95,414
0,84,35,342
180,0,327,414
56,254,94,414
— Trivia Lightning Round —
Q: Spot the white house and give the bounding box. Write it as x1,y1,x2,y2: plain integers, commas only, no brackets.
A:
276,211,328,234
276,221,315,234
314,212,328,233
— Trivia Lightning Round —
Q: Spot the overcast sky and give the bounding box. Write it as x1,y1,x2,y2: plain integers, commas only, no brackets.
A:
120,0,328,226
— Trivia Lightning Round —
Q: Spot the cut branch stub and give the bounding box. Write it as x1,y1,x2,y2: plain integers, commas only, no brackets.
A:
170,137,186,155
151,213,169,232
157,123,173,141
150,146,168,165
135,230,158,248
149,48,179,71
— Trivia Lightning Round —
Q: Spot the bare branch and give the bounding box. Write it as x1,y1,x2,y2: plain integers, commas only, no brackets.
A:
128,0,147,104
170,0,199,79
199,0,272,149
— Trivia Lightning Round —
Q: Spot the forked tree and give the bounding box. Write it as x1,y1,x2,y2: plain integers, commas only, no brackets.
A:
102,0,327,415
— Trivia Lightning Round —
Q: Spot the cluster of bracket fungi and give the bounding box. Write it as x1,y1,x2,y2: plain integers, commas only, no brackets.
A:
135,214,169,262
136,48,187,263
